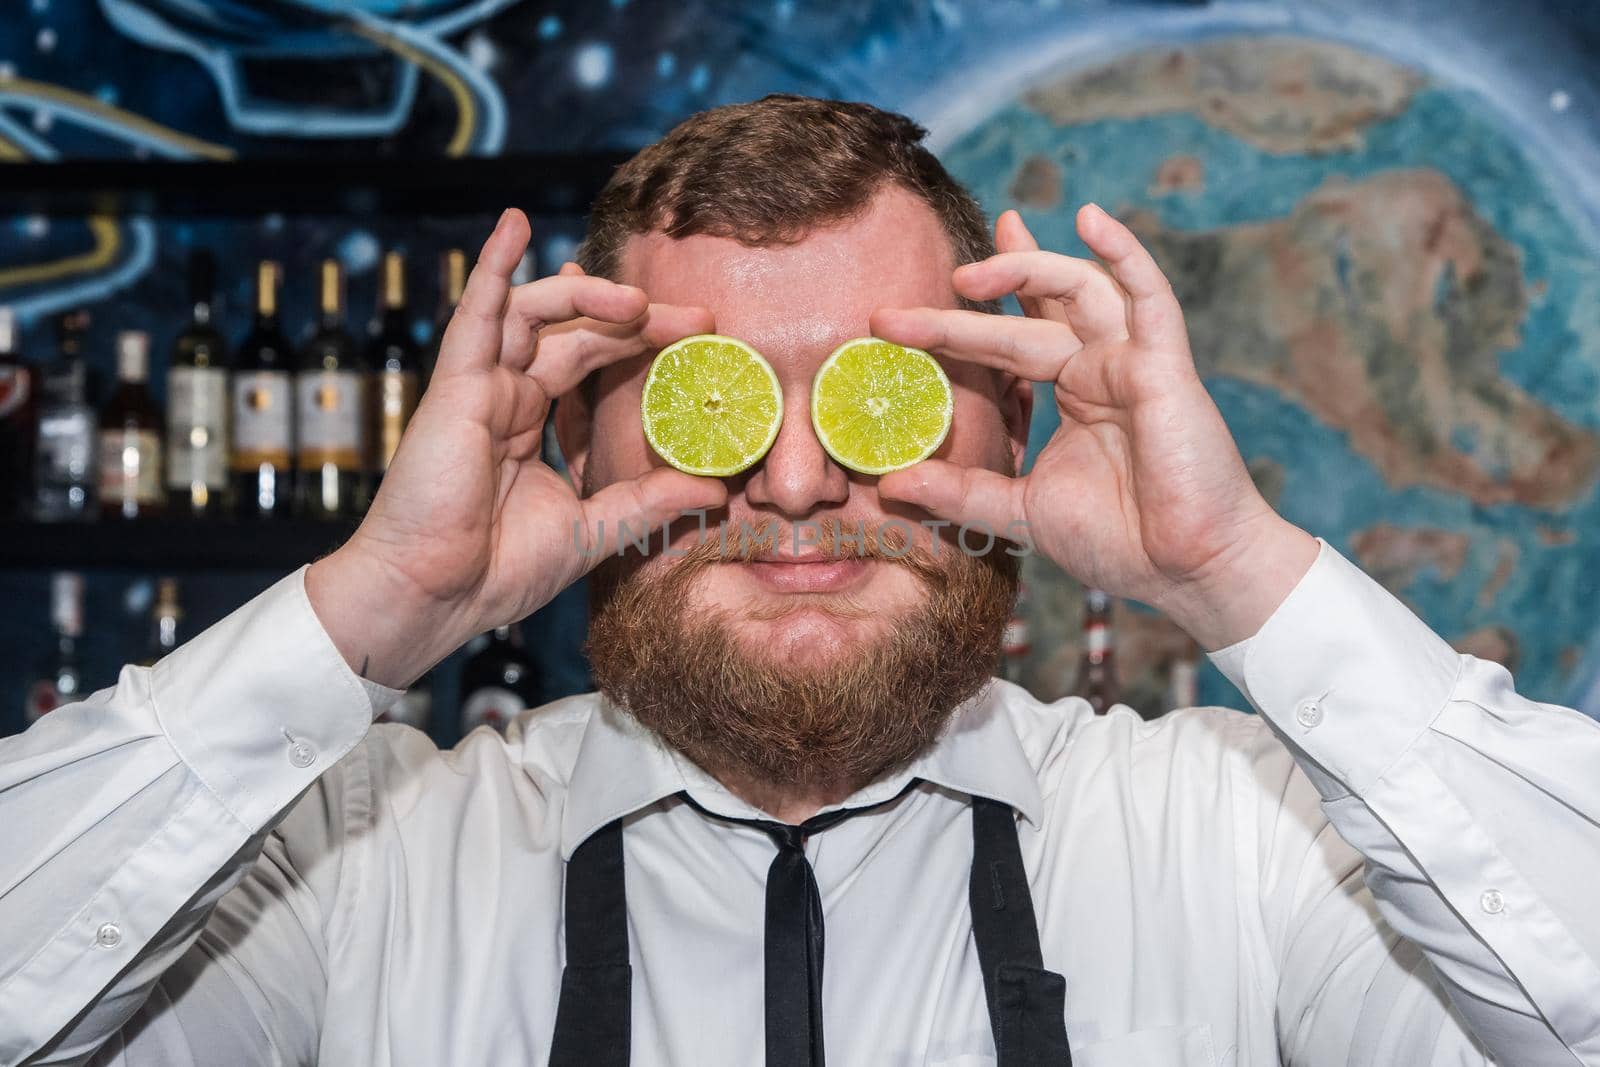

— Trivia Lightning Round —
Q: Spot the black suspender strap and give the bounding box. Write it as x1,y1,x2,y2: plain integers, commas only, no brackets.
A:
550,818,631,1067
969,796,1074,1065
548,795,1072,1066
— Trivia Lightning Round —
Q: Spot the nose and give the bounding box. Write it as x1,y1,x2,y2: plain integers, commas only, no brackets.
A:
743,387,850,516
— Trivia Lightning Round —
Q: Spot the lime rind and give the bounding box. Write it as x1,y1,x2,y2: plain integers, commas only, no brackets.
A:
811,337,953,475
641,334,784,477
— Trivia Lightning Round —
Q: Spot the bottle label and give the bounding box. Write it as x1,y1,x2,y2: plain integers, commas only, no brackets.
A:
461,687,526,735
99,428,162,504
233,371,293,467
376,369,419,471
0,366,30,419
1085,621,1110,658
167,366,228,489
296,370,365,469
378,686,433,730
37,407,94,479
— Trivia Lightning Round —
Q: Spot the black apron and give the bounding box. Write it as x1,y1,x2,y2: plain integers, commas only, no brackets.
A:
548,790,1072,1065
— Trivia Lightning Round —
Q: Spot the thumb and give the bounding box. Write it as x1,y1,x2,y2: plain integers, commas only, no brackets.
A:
877,460,1027,545
576,466,728,563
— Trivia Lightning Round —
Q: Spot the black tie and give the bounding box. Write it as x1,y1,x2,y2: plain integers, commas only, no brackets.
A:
676,778,923,1067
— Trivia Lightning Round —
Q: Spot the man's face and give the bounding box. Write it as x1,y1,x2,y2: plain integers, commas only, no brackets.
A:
566,186,1029,793
573,187,1027,666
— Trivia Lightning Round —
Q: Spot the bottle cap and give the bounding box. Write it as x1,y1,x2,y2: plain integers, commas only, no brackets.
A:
116,331,150,382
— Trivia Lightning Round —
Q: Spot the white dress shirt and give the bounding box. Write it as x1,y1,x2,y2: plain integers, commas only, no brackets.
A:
1,541,1597,1066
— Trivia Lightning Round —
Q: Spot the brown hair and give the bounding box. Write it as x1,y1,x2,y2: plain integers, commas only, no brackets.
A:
576,93,997,297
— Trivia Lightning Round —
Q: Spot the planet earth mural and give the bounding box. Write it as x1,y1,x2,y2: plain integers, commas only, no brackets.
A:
940,36,1600,715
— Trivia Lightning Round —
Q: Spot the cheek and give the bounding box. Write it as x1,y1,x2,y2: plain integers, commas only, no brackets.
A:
586,378,656,487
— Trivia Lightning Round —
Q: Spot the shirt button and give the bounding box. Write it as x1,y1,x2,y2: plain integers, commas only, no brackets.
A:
288,741,317,768
1295,700,1324,729
1480,889,1506,915
95,922,122,948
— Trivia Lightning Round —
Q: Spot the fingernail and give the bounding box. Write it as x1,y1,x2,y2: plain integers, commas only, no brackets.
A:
497,208,513,229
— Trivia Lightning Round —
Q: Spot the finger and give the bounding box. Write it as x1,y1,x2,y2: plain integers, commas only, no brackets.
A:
498,275,652,369
558,261,585,277
953,250,1128,345
871,305,1076,382
577,466,729,564
1076,203,1186,347
994,211,1044,320
877,459,1025,538
521,302,716,393
434,208,530,377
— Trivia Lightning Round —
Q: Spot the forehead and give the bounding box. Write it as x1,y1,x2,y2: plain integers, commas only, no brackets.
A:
615,186,960,363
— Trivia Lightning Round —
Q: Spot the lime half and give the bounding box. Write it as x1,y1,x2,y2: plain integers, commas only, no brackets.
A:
811,337,953,475
641,334,784,477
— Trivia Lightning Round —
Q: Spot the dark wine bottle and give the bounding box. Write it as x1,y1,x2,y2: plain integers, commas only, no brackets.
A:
233,261,295,519
295,259,367,519
25,572,85,727
0,307,38,519
99,331,165,520
369,250,421,488
458,626,540,735
424,248,466,386
166,250,230,517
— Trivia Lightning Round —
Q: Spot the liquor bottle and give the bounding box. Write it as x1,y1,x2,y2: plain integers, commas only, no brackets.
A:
369,250,421,488
999,580,1030,687
0,307,38,518
424,248,466,385
140,578,182,667
99,330,165,520
377,669,434,733
1166,637,1201,712
459,626,540,735
167,250,230,517
233,261,295,518
296,259,367,519
33,310,97,521
25,572,85,725
1074,588,1120,714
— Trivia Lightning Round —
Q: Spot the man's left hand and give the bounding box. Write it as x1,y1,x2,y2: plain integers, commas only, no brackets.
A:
871,204,1319,650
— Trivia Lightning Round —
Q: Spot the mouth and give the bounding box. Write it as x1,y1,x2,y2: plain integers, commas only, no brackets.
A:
742,553,872,593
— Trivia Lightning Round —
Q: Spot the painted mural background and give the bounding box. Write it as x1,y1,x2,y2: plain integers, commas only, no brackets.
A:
3,0,1599,735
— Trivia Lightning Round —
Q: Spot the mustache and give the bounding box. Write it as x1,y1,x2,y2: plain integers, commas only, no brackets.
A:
637,517,949,623
671,517,944,575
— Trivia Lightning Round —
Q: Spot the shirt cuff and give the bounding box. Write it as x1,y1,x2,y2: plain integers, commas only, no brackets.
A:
149,565,402,830
1207,539,1463,800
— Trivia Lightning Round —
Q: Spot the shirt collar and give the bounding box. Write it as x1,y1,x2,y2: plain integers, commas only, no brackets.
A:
559,682,1043,859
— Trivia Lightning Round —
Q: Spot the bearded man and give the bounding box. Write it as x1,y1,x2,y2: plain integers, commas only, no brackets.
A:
3,96,1596,1066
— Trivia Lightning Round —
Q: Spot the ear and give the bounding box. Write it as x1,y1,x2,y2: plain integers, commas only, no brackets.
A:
553,379,594,495
1001,372,1033,476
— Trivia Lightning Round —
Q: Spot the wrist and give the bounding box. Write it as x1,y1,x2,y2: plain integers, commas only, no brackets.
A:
304,538,476,689
1155,516,1320,652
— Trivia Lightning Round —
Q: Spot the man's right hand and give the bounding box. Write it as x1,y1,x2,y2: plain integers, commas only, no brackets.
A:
305,209,726,689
